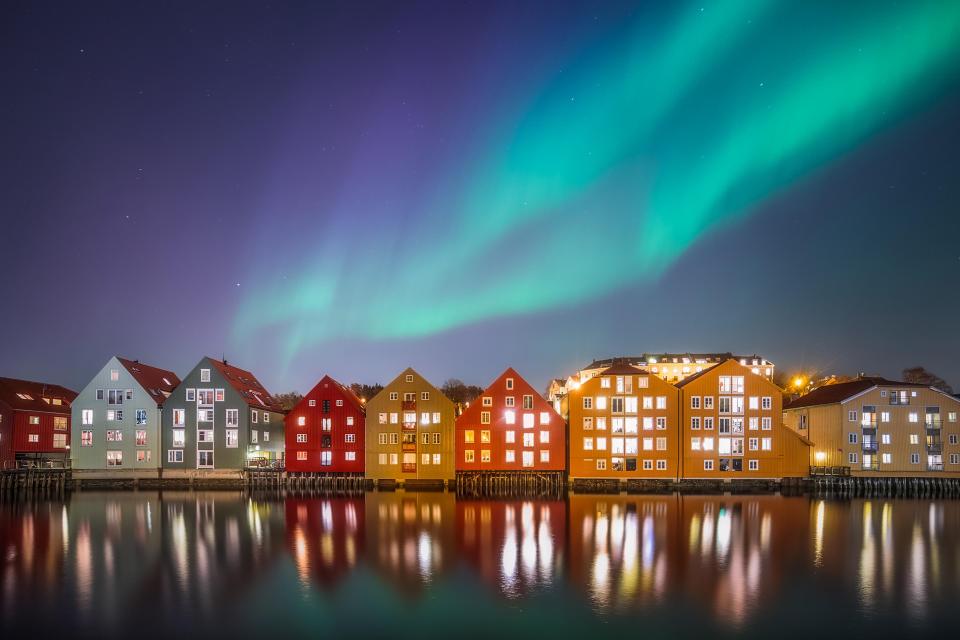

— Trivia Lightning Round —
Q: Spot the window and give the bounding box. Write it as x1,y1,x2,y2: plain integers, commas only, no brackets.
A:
106,430,122,442
910,453,920,464
432,412,441,424
197,409,213,422
523,432,535,447
749,397,759,410
748,460,759,471
198,451,214,468
704,417,714,430
478,449,490,463
389,433,399,444
378,433,388,445
107,451,123,467
464,430,475,444
881,453,891,464
849,410,858,422
27,434,39,443
136,450,150,463
506,378,514,390
849,433,858,444
910,434,919,445
405,375,414,383
950,434,959,445
505,396,515,407
126,390,133,400
583,437,594,451
950,454,960,465
53,416,67,431
749,437,758,451
523,413,535,429
596,437,607,450
656,396,667,410
481,411,490,424
322,418,332,431
482,396,492,407
761,438,772,451
583,397,593,410
420,412,430,426
389,392,399,401
540,450,550,463
849,452,858,464
522,451,533,467
320,451,332,466
420,391,430,401
348,451,360,462
643,437,653,451
656,417,666,430
251,429,259,444
505,410,516,425
539,430,550,444
704,460,714,471
539,411,551,426
251,410,258,424
215,389,225,402
198,430,213,443
173,429,185,447
264,431,270,442
704,396,714,410
656,459,667,470
81,430,93,446
135,409,147,425
223,409,237,427
200,368,210,382
908,412,919,423
168,450,183,463
297,416,306,427
110,369,119,381
749,417,759,431
702,437,714,451
226,429,238,447
82,409,93,425
881,434,891,445
135,430,147,446
761,417,772,430
691,396,701,409
477,429,490,444
264,413,270,424
97,389,104,400
505,430,515,443
596,458,607,470
949,412,958,423
761,397,772,410
464,450,475,463
186,389,196,402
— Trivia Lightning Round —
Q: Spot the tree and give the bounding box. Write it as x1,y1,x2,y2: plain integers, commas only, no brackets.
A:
441,378,484,405
349,383,383,403
273,391,304,411
902,367,953,394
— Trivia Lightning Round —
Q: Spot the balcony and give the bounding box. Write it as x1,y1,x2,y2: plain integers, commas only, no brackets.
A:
926,439,943,455
861,462,880,472
928,464,945,472
402,400,417,411
861,441,878,453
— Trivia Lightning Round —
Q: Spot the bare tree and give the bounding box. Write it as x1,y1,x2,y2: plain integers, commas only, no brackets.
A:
902,367,953,394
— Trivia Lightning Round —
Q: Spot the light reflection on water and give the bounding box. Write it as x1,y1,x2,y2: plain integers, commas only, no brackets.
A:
1,492,959,638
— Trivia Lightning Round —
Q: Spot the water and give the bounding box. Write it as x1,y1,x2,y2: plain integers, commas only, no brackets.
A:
1,492,957,639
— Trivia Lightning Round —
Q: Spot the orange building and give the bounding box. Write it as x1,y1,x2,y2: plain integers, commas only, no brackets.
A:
456,368,565,473
678,359,809,479
567,364,681,480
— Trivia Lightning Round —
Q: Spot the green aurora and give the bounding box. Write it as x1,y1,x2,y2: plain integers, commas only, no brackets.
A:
234,0,960,361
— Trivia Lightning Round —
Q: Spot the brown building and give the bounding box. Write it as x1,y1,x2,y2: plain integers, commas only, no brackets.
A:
783,377,960,476
364,367,455,485
567,364,681,480
678,359,809,479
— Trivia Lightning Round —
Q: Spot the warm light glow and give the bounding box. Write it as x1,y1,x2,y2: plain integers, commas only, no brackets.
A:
792,376,805,389
814,451,826,462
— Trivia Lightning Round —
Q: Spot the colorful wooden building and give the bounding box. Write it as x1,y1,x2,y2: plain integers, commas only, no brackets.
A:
678,359,809,479
364,367,455,486
783,377,960,476
161,357,285,470
456,368,565,476
71,357,180,470
567,364,681,481
285,375,364,474
0,377,77,468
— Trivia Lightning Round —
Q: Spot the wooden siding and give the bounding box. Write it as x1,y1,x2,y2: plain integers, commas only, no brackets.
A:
456,368,565,472
568,369,680,479
364,368,455,482
286,376,364,473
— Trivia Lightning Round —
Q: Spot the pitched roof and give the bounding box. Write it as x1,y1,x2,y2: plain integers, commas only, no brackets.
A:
316,375,365,413
582,352,772,371
598,363,648,376
784,377,930,410
0,377,77,414
117,357,180,407
674,363,722,388
206,358,283,413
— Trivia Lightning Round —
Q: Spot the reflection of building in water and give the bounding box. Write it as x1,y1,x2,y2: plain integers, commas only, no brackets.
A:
148,492,285,624
284,496,364,590
456,499,566,598
0,499,68,618
811,498,959,623
678,496,809,629
365,491,455,593
569,495,680,612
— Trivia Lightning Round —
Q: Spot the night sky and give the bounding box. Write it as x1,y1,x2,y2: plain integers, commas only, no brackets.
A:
2,0,959,395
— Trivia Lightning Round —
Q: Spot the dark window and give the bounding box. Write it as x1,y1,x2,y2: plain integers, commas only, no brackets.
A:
321,435,331,448
719,458,731,472
732,459,743,472
625,458,637,472
322,399,330,414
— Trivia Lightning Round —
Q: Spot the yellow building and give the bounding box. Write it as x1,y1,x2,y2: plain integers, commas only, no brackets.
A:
364,368,456,486
567,364,681,480
783,378,960,477
677,359,809,479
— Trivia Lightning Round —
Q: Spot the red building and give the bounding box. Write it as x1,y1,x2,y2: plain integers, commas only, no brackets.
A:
286,375,365,473
456,368,565,472
0,377,77,468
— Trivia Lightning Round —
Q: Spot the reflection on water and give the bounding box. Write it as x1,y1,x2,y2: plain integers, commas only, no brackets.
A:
2,493,960,638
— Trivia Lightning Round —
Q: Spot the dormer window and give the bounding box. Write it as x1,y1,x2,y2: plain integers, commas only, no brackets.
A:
16,393,33,400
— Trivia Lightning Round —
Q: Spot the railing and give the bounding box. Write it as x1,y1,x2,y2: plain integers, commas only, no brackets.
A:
810,466,851,477
861,462,880,471
928,464,945,472
862,442,878,453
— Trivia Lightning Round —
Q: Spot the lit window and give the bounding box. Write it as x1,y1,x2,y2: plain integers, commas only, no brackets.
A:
540,430,549,443
297,451,308,461
464,430,475,444
540,450,550,463
200,369,210,382
465,449,475,463
480,430,491,444
173,429,185,447
505,430,515,443
296,433,307,443
523,432,535,447
761,438,772,451
522,451,533,467
505,450,515,463
504,410,515,424
481,411,490,424
82,409,93,425
226,429,238,448
168,450,183,463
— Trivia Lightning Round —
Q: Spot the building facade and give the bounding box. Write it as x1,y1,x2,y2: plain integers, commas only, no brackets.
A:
783,378,960,476
364,368,455,483
567,364,681,480
0,377,76,468
161,357,285,470
71,357,180,470
456,368,565,473
678,359,809,479
285,374,365,474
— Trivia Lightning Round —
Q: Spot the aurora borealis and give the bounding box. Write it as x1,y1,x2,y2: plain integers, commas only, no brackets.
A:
2,1,960,392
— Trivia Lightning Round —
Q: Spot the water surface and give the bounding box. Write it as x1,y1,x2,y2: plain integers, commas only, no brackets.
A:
1,491,957,638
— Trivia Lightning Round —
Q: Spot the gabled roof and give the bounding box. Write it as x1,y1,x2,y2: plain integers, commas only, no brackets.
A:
598,363,648,376
117,357,180,407
0,377,77,414
785,377,930,410
582,352,772,371
206,358,283,413
304,375,365,413
674,363,721,388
